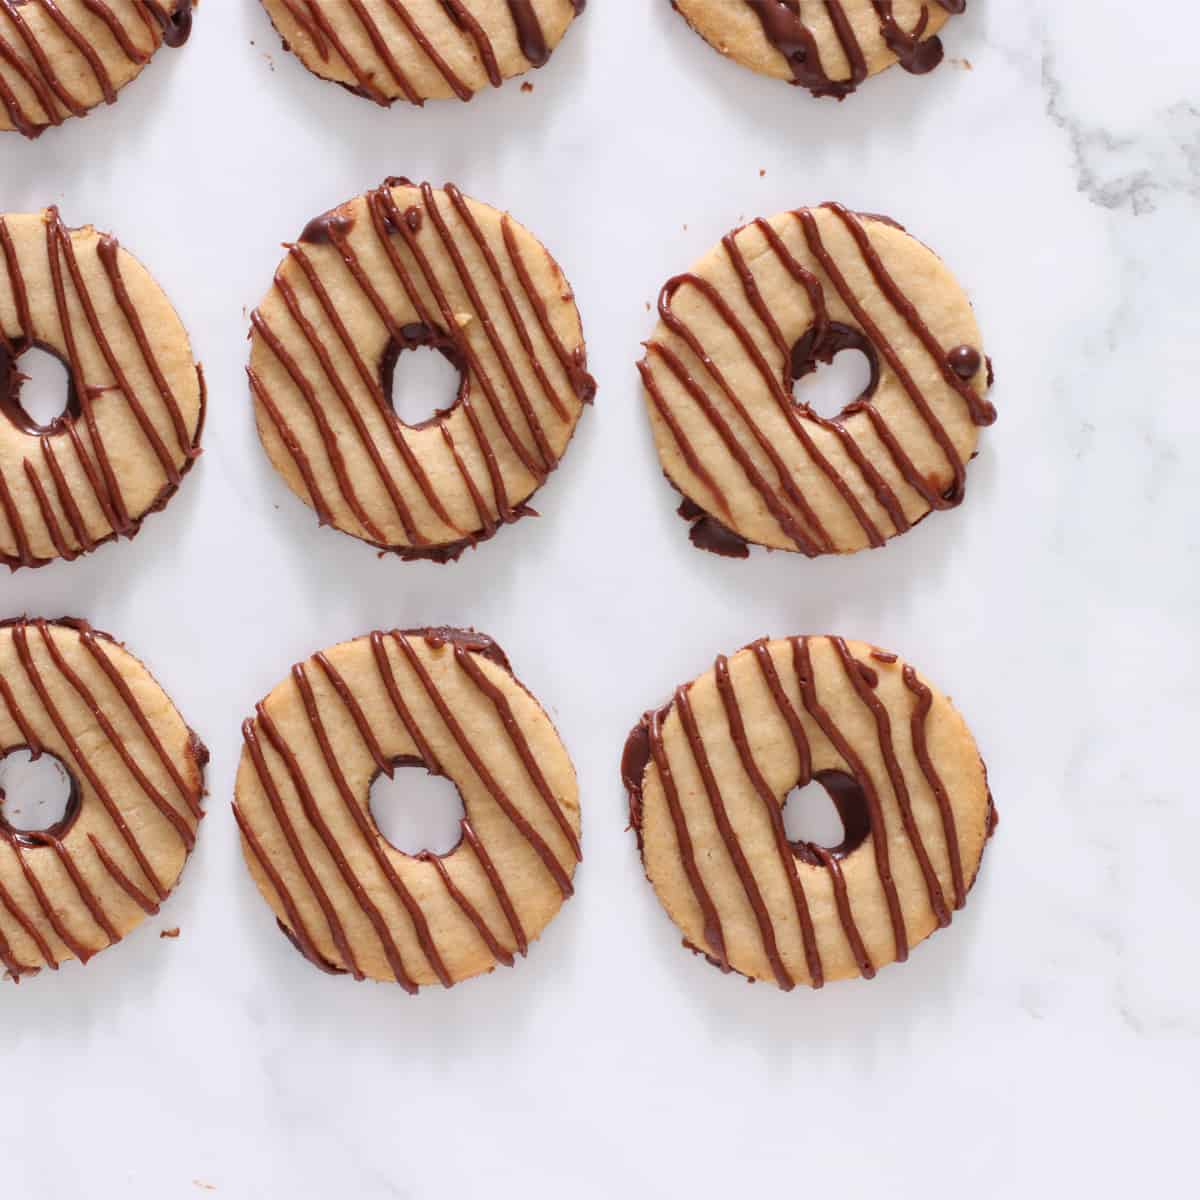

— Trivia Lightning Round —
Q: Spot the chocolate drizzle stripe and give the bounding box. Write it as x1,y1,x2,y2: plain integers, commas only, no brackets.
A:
297,0,392,104
448,187,572,424
241,718,364,979
418,847,513,967
792,638,907,960
38,0,118,105
0,672,41,754
365,188,513,522
47,835,119,942
9,621,168,900
23,458,74,560
344,0,422,105
371,631,442,771
77,625,204,820
43,211,132,533
4,1,86,117
291,237,461,534
314,651,392,778
0,875,39,976
381,0,472,101
279,247,428,545
460,815,527,956
902,664,966,908
13,837,94,961
677,680,791,989
648,706,728,970
831,638,950,925
797,209,966,507
294,661,453,989
392,632,574,898
0,9,68,132
0,460,32,565
34,620,196,852
232,799,338,974
251,309,385,540
248,366,335,527
452,645,581,863
812,843,874,976
84,1,152,62
0,860,56,971
88,831,157,915
40,434,94,552
718,649,831,988
256,692,421,992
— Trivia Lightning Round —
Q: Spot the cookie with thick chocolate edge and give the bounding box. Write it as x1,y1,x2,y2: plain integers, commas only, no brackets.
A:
672,0,965,98
0,208,205,569
622,637,994,988
233,627,581,988
260,0,585,106
249,179,595,563
639,203,994,559
0,1,193,138
0,618,207,980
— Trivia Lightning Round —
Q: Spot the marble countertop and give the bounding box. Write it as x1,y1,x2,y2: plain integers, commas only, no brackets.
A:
2,3,1196,1196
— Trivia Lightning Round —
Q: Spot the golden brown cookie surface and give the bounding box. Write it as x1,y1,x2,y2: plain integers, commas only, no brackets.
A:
0,618,207,981
0,1,193,138
639,203,994,559
0,208,205,569
622,636,994,988
259,0,585,105
249,179,595,563
234,628,581,988
672,0,963,97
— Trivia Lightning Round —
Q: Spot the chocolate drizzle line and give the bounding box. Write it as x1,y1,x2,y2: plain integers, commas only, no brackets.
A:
0,618,206,979
235,628,576,986
640,204,993,558
270,0,585,107
740,0,964,99
251,180,593,563
0,210,205,570
621,638,992,987
0,1,192,138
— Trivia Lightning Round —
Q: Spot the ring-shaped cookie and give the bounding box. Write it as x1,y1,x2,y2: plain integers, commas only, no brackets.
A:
249,178,595,562
259,0,586,106
233,627,581,988
639,203,994,559
672,0,964,98
622,636,994,988
0,1,193,138
0,617,208,980
0,208,205,569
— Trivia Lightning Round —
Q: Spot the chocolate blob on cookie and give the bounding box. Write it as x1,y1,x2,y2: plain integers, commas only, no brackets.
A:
259,0,587,106
0,618,207,980
639,203,994,559
672,1,966,98
0,1,194,138
0,208,205,570
233,627,581,988
249,178,595,563
623,636,995,989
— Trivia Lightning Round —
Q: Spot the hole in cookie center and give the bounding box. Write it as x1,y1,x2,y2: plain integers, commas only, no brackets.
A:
380,325,467,429
0,342,77,434
790,323,879,421
0,748,81,845
369,757,466,856
783,770,871,862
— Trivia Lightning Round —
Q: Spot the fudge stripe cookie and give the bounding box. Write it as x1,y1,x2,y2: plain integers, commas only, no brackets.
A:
672,0,965,98
234,628,580,988
0,209,204,569
250,178,594,562
0,618,207,979
640,203,994,559
0,1,192,138
622,637,994,988
260,0,586,106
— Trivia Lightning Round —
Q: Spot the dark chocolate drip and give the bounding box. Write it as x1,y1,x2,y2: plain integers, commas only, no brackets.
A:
680,498,751,560
742,0,963,98
143,0,192,47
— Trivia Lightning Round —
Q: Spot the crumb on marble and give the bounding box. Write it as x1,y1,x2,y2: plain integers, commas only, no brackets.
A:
521,81,534,93
160,928,180,939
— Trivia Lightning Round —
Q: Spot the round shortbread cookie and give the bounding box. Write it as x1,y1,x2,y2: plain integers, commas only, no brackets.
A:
639,203,995,559
249,178,595,563
622,636,995,989
0,1,193,138
0,617,208,981
260,0,586,105
0,208,205,569
672,0,965,98
233,627,581,988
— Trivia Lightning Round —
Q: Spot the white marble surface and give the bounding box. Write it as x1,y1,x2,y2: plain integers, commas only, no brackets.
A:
2,2,1198,1195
